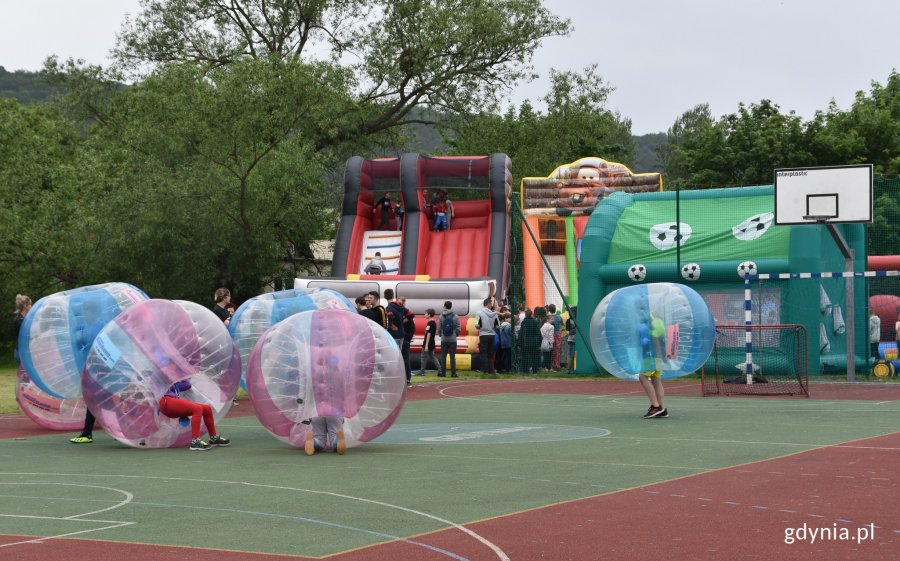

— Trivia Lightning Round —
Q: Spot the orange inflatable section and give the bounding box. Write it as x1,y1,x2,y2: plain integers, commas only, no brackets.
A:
523,215,544,310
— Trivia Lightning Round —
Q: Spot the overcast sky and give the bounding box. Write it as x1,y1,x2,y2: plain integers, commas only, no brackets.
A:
2,0,897,134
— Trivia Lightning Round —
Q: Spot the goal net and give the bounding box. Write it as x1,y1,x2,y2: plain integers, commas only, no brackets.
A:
702,324,809,397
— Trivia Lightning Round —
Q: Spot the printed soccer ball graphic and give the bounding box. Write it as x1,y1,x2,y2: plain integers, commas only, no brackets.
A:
681,263,701,281
732,212,774,241
649,222,692,251
628,264,647,282
737,261,758,279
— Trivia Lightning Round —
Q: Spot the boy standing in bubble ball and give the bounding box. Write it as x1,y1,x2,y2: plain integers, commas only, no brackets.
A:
638,311,668,419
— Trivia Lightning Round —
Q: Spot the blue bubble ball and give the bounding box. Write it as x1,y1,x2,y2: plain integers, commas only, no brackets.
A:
589,283,715,380
18,282,149,399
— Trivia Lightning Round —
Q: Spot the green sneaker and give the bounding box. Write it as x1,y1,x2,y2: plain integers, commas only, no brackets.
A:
189,438,211,451
209,435,230,447
70,435,93,444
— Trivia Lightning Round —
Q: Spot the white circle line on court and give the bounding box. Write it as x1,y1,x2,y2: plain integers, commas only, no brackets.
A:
0,492,473,561
0,482,135,549
243,481,510,561
0,473,508,561
0,482,133,519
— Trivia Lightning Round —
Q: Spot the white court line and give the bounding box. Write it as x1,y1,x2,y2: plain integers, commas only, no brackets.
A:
0,473,508,561
244,481,510,561
0,520,134,548
0,482,134,519
0,482,135,548
433,379,900,414
432,388,899,414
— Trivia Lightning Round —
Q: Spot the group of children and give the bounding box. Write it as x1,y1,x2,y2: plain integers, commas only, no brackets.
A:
12,282,669,459
513,304,577,374
372,189,454,232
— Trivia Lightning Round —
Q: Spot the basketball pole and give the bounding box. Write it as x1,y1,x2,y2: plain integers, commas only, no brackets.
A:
778,165,872,384
811,218,856,382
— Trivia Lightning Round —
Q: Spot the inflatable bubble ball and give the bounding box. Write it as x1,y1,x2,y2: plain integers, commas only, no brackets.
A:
246,309,406,451
229,288,355,384
18,282,149,399
16,366,87,431
589,283,715,381
81,299,241,448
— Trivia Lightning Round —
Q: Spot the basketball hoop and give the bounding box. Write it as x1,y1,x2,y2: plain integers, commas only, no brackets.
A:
802,215,834,224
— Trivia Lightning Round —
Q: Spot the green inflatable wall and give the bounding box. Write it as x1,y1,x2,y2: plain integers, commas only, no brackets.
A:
575,186,867,376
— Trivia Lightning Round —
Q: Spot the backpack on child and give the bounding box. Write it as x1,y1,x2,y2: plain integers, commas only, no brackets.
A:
403,313,416,342
441,313,455,337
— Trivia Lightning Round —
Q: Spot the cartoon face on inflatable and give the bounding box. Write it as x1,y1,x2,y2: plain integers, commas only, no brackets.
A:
17,283,149,399
81,299,241,448
589,283,715,381
246,310,406,450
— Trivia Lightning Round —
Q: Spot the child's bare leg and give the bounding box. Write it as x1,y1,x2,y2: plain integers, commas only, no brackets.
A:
638,374,660,407
650,377,665,409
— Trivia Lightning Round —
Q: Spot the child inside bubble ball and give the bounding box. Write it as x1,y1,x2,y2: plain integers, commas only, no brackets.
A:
638,311,669,419
303,416,346,456
158,379,231,451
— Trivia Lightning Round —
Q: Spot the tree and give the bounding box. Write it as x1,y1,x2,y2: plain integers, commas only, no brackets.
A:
656,103,719,187
33,0,570,301
447,65,635,182
661,101,815,188
44,58,353,302
661,72,900,187
808,71,900,175
114,0,571,148
0,99,100,304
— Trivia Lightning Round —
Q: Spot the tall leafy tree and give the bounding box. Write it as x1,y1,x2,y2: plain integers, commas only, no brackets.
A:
46,58,355,302
114,0,571,148
0,99,96,298
661,72,900,187
661,101,814,188
34,0,570,301
447,65,635,182
808,71,900,175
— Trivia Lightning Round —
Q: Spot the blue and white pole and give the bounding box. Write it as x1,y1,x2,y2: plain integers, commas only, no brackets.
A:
742,269,899,384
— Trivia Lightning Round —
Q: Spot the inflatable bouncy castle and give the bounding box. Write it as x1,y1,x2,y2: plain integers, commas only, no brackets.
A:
520,157,661,311
295,153,512,365
575,185,868,376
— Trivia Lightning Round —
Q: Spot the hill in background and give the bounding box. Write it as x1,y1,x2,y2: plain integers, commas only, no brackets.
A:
0,67,62,103
1,68,663,172
632,132,665,173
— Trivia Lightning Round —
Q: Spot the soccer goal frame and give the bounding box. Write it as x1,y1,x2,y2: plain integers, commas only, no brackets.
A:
702,324,809,397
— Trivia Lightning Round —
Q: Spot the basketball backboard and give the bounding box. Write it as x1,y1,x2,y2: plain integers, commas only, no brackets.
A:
774,164,873,225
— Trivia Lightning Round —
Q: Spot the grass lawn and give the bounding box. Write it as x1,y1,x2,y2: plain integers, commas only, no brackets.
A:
1,367,16,415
